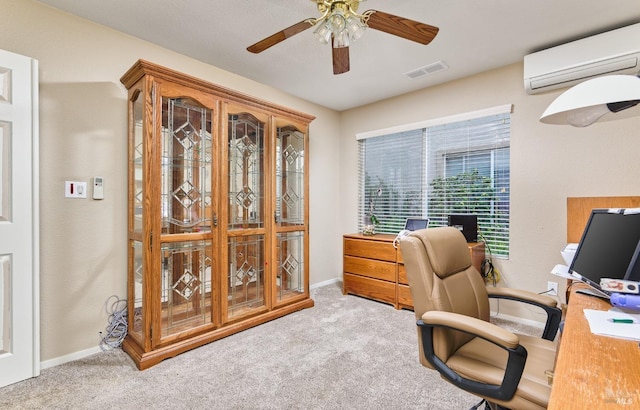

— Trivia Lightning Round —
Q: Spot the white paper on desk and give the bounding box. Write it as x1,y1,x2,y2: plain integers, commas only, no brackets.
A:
583,308,640,341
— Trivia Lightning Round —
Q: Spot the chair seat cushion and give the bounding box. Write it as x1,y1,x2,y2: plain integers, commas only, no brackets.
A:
446,333,556,409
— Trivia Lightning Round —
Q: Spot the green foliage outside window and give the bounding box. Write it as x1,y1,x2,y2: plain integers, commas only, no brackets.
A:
429,169,508,256
428,169,494,216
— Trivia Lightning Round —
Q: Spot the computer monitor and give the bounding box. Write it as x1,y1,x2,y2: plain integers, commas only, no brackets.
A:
448,214,478,242
569,209,640,296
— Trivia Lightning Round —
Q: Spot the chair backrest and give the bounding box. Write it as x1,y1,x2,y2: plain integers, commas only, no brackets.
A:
400,227,490,367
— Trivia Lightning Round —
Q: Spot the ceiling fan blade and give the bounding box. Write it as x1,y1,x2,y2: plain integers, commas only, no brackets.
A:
332,45,350,75
247,20,313,53
365,10,439,45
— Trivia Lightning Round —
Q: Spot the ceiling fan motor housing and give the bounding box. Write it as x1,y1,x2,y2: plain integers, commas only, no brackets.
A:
315,0,360,16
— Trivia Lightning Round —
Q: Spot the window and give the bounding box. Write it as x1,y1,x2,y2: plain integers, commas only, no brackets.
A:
358,107,511,257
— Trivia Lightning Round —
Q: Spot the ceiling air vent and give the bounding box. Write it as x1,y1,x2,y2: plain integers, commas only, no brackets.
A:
404,60,449,79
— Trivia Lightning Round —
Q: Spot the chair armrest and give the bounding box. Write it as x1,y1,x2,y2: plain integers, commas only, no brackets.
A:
487,287,562,341
422,311,520,349
487,287,557,307
418,311,528,402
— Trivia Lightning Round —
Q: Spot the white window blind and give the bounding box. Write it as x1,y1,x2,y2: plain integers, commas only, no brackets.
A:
358,129,425,233
358,110,510,257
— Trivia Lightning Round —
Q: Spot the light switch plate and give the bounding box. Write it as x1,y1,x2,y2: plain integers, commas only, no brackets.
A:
65,181,87,198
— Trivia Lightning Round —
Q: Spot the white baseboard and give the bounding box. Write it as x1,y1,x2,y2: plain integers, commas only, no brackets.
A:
310,277,341,290
40,345,102,370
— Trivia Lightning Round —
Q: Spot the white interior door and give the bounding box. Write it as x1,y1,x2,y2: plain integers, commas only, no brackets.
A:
0,49,39,387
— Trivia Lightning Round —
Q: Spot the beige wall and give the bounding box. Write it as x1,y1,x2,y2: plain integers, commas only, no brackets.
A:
3,0,640,364
339,63,640,321
1,0,342,362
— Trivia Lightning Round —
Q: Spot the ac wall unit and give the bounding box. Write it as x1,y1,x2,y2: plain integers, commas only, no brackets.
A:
524,23,640,95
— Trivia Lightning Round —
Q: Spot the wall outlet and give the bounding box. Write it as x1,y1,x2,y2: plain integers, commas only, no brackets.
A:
547,281,558,296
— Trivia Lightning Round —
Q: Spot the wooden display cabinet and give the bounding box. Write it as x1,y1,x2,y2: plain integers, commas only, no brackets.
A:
343,233,485,309
121,60,314,369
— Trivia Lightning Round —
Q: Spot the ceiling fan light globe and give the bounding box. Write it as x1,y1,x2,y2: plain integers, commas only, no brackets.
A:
329,10,347,33
313,21,332,44
333,30,350,48
346,16,366,41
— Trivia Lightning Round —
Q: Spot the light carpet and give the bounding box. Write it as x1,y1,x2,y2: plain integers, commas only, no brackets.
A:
0,283,540,409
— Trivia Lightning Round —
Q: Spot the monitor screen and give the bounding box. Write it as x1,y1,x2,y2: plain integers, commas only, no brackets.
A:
570,209,640,294
404,218,429,231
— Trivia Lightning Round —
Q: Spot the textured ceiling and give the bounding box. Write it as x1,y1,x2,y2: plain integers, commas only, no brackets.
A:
36,0,640,111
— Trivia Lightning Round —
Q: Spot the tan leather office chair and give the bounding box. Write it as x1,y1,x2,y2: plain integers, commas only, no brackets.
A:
399,227,561,410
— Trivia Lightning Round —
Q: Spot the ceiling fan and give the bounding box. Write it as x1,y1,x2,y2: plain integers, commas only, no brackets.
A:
247,0,439,75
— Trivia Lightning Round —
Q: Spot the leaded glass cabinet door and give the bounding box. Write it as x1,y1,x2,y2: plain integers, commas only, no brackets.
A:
225,105,269,320
126,73,220,357
274,118,309,305
154,86,218,346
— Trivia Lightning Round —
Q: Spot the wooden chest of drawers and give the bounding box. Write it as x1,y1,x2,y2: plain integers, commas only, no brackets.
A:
343,233,485,310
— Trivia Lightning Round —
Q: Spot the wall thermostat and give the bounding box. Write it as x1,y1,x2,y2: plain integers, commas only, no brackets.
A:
93,176,104,200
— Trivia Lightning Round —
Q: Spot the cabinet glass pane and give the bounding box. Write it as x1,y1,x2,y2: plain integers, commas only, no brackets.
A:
276,232,305,301
131,241,144,341
228,235,264,317
132,92,144,232
228,113,264,229
160,241,213,338
276,126,305,226
161,97,213,234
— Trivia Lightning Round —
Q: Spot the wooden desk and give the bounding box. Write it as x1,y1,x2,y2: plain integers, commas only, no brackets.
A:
549,287,640,409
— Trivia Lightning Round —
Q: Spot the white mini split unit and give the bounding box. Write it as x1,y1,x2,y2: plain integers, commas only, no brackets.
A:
524,23,640,94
